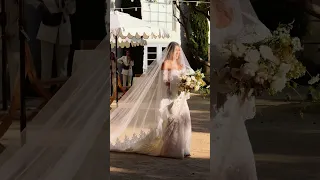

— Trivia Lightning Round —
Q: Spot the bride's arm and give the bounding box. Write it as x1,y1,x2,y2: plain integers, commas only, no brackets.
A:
161,62,172,97
161,62,171,87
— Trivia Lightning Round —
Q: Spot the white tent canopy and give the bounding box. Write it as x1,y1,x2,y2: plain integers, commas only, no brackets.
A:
109,10,170,48
110,36,147,48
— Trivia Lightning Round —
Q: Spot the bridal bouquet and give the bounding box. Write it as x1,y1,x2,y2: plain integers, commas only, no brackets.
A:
178,69,207,93
216,23,310,97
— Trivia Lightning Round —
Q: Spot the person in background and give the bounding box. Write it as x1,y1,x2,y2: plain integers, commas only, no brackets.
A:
0,0,19,103
110,51,116,95
27,0,76,83
117,50,134,88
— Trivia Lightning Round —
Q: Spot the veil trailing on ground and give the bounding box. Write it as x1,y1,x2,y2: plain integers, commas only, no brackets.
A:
0,36,110,179
110,43,193,154
210,0,271,179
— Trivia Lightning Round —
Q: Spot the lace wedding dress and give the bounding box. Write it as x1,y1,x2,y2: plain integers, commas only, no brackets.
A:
110,60,193,159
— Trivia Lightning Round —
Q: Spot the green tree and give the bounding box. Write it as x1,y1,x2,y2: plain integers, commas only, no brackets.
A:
189,3,209,61
173,1,209,70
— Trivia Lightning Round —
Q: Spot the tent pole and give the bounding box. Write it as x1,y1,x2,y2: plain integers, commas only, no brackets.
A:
18,0,26,140
115,36,118,107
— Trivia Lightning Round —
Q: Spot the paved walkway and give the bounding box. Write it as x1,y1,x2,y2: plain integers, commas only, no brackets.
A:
249,100,320,180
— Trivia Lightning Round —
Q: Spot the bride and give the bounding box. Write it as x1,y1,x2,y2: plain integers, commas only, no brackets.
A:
110,42,194,159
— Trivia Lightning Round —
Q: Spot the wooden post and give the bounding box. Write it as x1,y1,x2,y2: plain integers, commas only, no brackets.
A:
18,0,26,144
1,0,8,110
0,41,53,141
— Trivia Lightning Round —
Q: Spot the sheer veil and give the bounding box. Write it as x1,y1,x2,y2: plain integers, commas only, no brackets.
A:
210,0,272,179
0,39,192,178
110,43,193,152
0,36,110,179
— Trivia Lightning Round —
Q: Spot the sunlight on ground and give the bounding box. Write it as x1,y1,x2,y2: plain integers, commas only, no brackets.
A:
190,132,210,159
110,167,136,174
189,109,209,114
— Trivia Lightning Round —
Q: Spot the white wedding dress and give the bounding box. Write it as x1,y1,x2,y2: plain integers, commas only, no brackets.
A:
210,0,272,179
211,95,257,179
110,68,192,159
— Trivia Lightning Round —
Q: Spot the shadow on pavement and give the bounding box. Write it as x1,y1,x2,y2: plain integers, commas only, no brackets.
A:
248,101,320,180
110,152,209,180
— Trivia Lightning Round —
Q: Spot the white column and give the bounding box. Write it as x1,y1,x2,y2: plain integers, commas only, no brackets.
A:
143,46,148,73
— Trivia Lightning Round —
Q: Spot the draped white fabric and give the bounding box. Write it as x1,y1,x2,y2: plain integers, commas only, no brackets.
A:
110,36,147,48
210,0,271,179
0,36,110,180
109,10,169,49
110,43,195,159
109,11,170,39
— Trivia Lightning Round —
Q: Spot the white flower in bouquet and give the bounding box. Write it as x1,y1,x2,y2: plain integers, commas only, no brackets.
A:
270,76,287,92
231,44,241,57
278,63,292,76
181,74,187,80
231,43,247,57
291,37,303,52
186,81,191,86
235,43,247,55
308,74,320,85
259,45,280,64
186,77,191,82
194,85,200,92
255,76,265,84
256,71,268,80
191,76,196,81
244,49,260,63
242,63,259,76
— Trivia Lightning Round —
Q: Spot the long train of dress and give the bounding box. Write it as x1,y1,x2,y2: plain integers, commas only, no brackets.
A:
110,69,192,159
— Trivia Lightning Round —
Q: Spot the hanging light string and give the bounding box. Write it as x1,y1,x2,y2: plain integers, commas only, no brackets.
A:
111,0,210,11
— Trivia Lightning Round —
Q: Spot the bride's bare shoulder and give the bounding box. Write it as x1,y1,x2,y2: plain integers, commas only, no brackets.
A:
161,60,171,70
